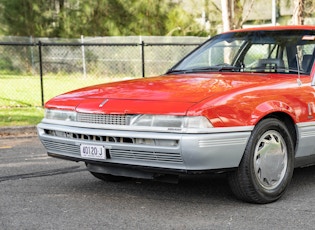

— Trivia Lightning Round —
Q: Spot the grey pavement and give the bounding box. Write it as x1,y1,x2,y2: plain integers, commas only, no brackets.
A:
1,131,315,229
0,125,37,138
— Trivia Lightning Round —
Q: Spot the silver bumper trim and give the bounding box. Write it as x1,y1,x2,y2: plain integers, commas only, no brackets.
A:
37,122,252,172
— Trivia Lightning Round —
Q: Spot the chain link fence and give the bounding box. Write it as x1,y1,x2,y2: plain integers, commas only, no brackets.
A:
0,36,207,108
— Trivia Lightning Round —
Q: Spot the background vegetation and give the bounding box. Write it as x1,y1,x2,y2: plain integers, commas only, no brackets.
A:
0,0,213,37
0,0,315,38
0,0,314,127
1,0,312,38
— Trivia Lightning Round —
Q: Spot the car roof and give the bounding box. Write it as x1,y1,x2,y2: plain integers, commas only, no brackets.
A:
225,25,315,34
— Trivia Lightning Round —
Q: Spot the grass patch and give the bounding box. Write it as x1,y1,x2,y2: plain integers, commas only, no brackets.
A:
0,73,133,107
0,73,134,126
0,107,44,127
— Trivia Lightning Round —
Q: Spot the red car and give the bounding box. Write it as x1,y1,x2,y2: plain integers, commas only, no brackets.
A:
38,26,315,203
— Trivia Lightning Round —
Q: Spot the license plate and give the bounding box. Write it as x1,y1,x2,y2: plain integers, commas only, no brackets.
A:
80,144,106,159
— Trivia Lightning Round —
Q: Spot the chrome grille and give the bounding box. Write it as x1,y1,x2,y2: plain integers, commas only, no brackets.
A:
77,113,127,125
42,140,79,154
110,149,183,163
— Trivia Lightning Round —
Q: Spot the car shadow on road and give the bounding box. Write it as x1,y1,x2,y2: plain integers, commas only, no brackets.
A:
68,170,240,204
288,164,315,191
65,164,315,205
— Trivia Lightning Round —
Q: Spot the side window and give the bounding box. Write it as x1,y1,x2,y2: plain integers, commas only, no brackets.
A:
282,48,289,72
243,43,288,72
243,44,271,68
244,44,277,68
297,44,315,73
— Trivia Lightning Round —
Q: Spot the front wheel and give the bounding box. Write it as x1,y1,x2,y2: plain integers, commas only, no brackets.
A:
228,118,295,203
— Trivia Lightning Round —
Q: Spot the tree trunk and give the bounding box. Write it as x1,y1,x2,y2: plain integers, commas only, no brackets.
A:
292,0,304,25
221,0,232,31
233,0,243,29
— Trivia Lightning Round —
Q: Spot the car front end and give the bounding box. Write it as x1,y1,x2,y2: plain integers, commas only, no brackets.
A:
38,104,252,178
38,26,315,203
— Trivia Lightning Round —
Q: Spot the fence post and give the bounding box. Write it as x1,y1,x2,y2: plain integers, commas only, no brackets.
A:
38,41,44,107
141,41,145,78
81,35,87,78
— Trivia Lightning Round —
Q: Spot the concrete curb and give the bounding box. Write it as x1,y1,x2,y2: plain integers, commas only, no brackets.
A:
0,126,37,138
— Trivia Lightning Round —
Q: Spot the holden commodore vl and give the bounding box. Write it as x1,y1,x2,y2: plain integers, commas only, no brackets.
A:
37,26,315,203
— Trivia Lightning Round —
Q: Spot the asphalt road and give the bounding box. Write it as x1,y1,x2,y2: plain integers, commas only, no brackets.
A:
1,136,315,230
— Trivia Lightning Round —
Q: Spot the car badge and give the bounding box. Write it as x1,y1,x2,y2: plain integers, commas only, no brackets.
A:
99,99,109,108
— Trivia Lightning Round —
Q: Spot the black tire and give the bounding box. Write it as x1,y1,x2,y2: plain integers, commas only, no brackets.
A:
89,171,127,182
228,118,295,204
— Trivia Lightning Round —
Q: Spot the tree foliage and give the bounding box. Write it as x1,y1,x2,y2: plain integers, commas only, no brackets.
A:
165,5,206,36
0,0,208,37
58,0,134,37
125,0,170,35
1,0,313,38
0,0,54,36
0,0,215,37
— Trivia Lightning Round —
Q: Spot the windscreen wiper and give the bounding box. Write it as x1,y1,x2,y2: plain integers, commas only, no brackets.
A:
166,65,242,74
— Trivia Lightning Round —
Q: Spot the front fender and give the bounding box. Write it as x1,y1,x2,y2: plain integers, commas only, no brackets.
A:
197,100,299,128
250,100,297,125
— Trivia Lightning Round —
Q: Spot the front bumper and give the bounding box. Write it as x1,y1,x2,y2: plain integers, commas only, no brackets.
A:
37,122,252,174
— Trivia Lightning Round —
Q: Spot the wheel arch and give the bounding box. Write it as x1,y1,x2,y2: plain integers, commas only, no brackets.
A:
256,112,297,152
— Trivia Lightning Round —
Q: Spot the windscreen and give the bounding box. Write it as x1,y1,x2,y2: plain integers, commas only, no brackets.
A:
170,30,315,74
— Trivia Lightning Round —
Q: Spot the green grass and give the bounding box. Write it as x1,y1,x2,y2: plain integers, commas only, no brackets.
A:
0,73,134,126
0,73,130,107
0,107,44,127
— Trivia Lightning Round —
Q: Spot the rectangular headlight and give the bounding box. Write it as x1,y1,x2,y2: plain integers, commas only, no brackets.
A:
130,115,212,129
45,109,77,121
184,116,213,128
130,115,182,127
